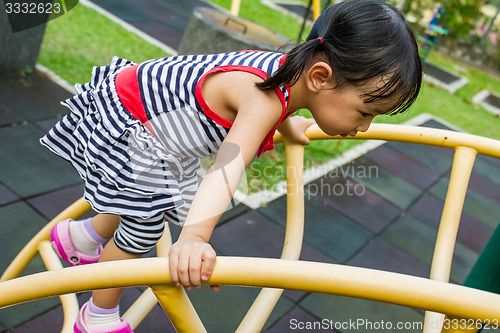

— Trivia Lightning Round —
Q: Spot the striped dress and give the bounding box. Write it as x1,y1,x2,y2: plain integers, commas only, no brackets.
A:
40,51,293,223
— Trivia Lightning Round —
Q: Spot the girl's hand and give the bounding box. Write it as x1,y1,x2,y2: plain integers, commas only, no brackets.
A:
169,236,220,292
278,116,316,145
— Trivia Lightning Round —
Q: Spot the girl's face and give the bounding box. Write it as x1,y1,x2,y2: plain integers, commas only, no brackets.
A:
300,62,394,137
309,82,389,137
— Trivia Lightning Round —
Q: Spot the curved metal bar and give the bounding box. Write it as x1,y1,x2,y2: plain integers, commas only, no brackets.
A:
2,124,500,333
424,146,478,333
274,124,500,160
1,257,500,324
38,240,79,333
236,142,305,332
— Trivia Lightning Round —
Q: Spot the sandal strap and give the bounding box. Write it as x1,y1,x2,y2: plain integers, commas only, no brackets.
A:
51,219,102,266
74,302,134,333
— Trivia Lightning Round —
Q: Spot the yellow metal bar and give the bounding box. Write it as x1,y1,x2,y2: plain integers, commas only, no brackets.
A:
281,142,306,261
230,0,241,16
273,124,500,160
151,284,206,333
122,288,159,330
430,146,477,280
124,222,204,332
1,197,91,282
312,0,321,20
151,223,205,332
424,146,478,333
122,227,173,328
236,142,305,332
38,240,79,333
2,257,500,324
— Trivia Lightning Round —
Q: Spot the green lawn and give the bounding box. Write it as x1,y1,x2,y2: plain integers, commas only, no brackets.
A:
37,1,500,193
38,4,167,84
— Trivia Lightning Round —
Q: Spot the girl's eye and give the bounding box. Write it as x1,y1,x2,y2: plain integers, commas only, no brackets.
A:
360,112,371,118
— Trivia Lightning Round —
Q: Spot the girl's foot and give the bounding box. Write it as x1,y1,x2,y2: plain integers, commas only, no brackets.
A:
74,301,133,333
50,218,104,266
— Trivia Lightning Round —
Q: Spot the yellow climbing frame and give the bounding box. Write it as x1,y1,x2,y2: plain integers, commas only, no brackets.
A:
1,123,500,333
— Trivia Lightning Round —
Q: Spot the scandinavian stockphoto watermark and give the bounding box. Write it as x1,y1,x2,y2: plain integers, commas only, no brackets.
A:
3,0,79,32
289,317,499,331
248,159,378,199
290,318,424,331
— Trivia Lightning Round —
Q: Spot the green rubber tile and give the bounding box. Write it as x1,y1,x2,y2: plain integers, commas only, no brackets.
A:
473,156,500,187
186,285,294,333
157,0,214,19
35,117,60,133
0,202,62,329
0,184,19,206
0,123,82,198
0,100,25,127
211,210,290,258
27,184,97,221
89,0,151,22
385,141,453,175
408,193,495,254
0,201,47,271
6,300,65,333
218,202,250,226
348,238,430,278
259,195,373,263
381,215,438,266
365,145,441,189
469,172,500,205
212,210,339,264
342,158,422,210
0,72,71,122
0,296,61,330
381,215,479,284
300,293,423,333
302,196,373,263
429,178,500,229
133,21,183,48
480,154,500,169
421,119,454,130
307,174,400,233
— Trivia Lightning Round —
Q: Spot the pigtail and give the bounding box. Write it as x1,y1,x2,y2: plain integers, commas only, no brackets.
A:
256,38,323,91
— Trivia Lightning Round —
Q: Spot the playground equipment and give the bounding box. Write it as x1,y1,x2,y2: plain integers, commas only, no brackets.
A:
419,5,449,62
1,123,500,333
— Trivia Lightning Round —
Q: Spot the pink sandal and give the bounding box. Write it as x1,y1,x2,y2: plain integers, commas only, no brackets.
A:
50,219,103,266
74,302,134,333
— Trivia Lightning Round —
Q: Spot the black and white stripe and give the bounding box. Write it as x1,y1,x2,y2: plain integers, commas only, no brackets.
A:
115,214,166,254
40,52,288,253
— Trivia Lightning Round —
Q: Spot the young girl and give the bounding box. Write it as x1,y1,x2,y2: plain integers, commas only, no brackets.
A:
41,0,422,331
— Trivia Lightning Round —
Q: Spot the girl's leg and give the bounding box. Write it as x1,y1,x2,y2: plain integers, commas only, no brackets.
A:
91,240,142,309
90,214,120,239
81,214,165,329
68,214,119,256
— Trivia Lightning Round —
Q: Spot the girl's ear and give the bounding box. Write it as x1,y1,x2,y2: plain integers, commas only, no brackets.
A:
305,62,334,93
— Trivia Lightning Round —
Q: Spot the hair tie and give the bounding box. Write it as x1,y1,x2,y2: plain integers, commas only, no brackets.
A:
317,36,323,44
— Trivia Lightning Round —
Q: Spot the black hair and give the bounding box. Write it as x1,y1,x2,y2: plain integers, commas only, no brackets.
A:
256,0,422,115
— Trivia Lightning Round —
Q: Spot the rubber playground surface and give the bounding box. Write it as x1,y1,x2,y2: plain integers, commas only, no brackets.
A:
1,1,500,332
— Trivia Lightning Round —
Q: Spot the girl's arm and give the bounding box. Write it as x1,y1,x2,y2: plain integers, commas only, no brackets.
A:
168,71,283,290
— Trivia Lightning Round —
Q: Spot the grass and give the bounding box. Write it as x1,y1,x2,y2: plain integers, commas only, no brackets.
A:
38,4,168,84
37,1,500,194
